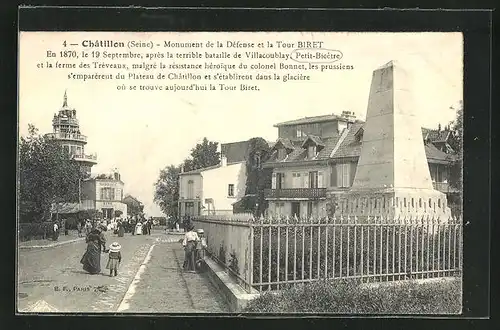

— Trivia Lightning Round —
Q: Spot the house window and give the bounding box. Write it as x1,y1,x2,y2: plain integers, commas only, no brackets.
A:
100,187,115,200
330,166,337,187
228,184,235,197
185,202,195,216
307,145,317,159
254,153,261,169
309,171,318,188
70,145,76,156
296,129,303,138
276,173,285,189
292,173,302,188
275,202,285,215
336,163,351,188
278,148,286,160
307,201,313,218
187,180,194,199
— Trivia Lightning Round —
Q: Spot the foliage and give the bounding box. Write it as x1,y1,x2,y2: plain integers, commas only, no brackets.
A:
183,137,220,172
448,101,463,193
18,222,55,241
19,124,81,223
244,277,462,314
154,165,181,218
228,251,240,275
240,137,273,216
77,209,99,221
252,221,461,290
123,195,144,217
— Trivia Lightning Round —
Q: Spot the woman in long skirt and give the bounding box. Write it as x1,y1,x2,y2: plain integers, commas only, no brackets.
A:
117,221,125,237
80,228,106,274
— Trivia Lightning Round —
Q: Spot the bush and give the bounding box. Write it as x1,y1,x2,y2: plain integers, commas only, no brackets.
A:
252,220,461,290
18,222,54,241
244,277,462,314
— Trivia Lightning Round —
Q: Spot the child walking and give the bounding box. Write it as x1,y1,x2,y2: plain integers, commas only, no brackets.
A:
106,242,122,277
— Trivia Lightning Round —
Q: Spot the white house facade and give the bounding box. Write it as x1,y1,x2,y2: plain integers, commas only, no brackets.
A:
178,156,247,216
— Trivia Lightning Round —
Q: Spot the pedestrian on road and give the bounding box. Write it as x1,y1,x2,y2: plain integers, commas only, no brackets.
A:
117,220,125,237
182,224,199,272
80,227,107,275
52,221,59,241
76,221,82,237
147,219,152,235
64,219,69,236
106,242,122,277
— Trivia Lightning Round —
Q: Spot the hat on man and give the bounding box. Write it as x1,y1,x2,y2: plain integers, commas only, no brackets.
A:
109,242,121,252
196,229,204,234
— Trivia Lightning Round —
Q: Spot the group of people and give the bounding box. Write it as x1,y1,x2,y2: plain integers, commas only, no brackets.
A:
77,214,208,276
80,223,122,277
51,219,71,241
182,224,207,272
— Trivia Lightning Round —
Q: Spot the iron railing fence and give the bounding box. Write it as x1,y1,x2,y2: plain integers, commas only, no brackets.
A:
193,214,463,293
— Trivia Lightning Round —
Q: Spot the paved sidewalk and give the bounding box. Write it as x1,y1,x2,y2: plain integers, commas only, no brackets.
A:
19,230,85,249
122,235,229,313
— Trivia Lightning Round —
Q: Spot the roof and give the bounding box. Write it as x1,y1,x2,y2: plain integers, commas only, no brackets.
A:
302,135,326,148
179,163,221,175
421,128,452,143
273,114,350,127
123,195,143,205
51,202,80,214
221,140,250,163
267,134,342,163
273,138,295,150
265,120,456,165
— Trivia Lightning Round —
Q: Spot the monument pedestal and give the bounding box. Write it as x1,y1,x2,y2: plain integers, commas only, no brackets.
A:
334,187,451,222
332,60,452,223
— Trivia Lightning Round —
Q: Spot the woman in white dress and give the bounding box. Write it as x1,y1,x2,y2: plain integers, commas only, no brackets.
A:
134,221,143,235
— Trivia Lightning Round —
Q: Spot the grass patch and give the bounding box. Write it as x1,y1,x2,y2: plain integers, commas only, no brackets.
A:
243,277,462,314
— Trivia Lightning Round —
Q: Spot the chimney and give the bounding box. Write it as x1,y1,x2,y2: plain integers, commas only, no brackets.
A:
221,154,227,167
341,110,356,122
180,165,184,173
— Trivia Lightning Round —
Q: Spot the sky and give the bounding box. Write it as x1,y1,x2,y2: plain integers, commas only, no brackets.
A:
18,32,463,216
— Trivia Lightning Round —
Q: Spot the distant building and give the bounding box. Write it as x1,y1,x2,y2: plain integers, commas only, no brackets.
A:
80,171,127,219
45,90,97,176
178,155,246,216
264,111,458,218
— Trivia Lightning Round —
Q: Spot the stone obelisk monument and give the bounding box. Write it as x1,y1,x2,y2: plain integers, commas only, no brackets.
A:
336,61,451,221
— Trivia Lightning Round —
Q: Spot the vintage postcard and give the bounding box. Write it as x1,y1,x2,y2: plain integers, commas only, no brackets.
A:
17,30,463,314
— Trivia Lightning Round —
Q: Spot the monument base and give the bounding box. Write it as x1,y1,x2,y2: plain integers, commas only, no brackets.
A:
330,187,452,223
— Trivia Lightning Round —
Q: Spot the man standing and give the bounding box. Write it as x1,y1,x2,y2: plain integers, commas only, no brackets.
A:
52,221,59,241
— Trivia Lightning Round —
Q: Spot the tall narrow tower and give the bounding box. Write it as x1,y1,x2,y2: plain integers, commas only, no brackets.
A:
45,90,97,176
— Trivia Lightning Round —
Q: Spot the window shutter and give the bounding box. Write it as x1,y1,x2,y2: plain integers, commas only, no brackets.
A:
318,171,324,188
272,173,276,189
350,163,357,186
330,166,337,187
337,165,343,187
303,172,309,188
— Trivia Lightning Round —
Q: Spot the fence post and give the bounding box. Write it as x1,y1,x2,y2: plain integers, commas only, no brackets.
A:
249,217,254,290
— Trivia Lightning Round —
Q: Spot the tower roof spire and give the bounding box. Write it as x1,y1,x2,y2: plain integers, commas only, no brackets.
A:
63,89,68,108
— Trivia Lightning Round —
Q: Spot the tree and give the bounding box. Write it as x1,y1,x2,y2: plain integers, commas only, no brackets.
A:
183,137,220,172
19,124,81,223
154,165,181,218
236,137,273,216
448,101,463,192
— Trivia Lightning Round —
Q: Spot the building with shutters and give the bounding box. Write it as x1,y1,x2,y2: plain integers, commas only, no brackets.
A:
80,171,128,219
263,112,457,218
178,141,254,217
